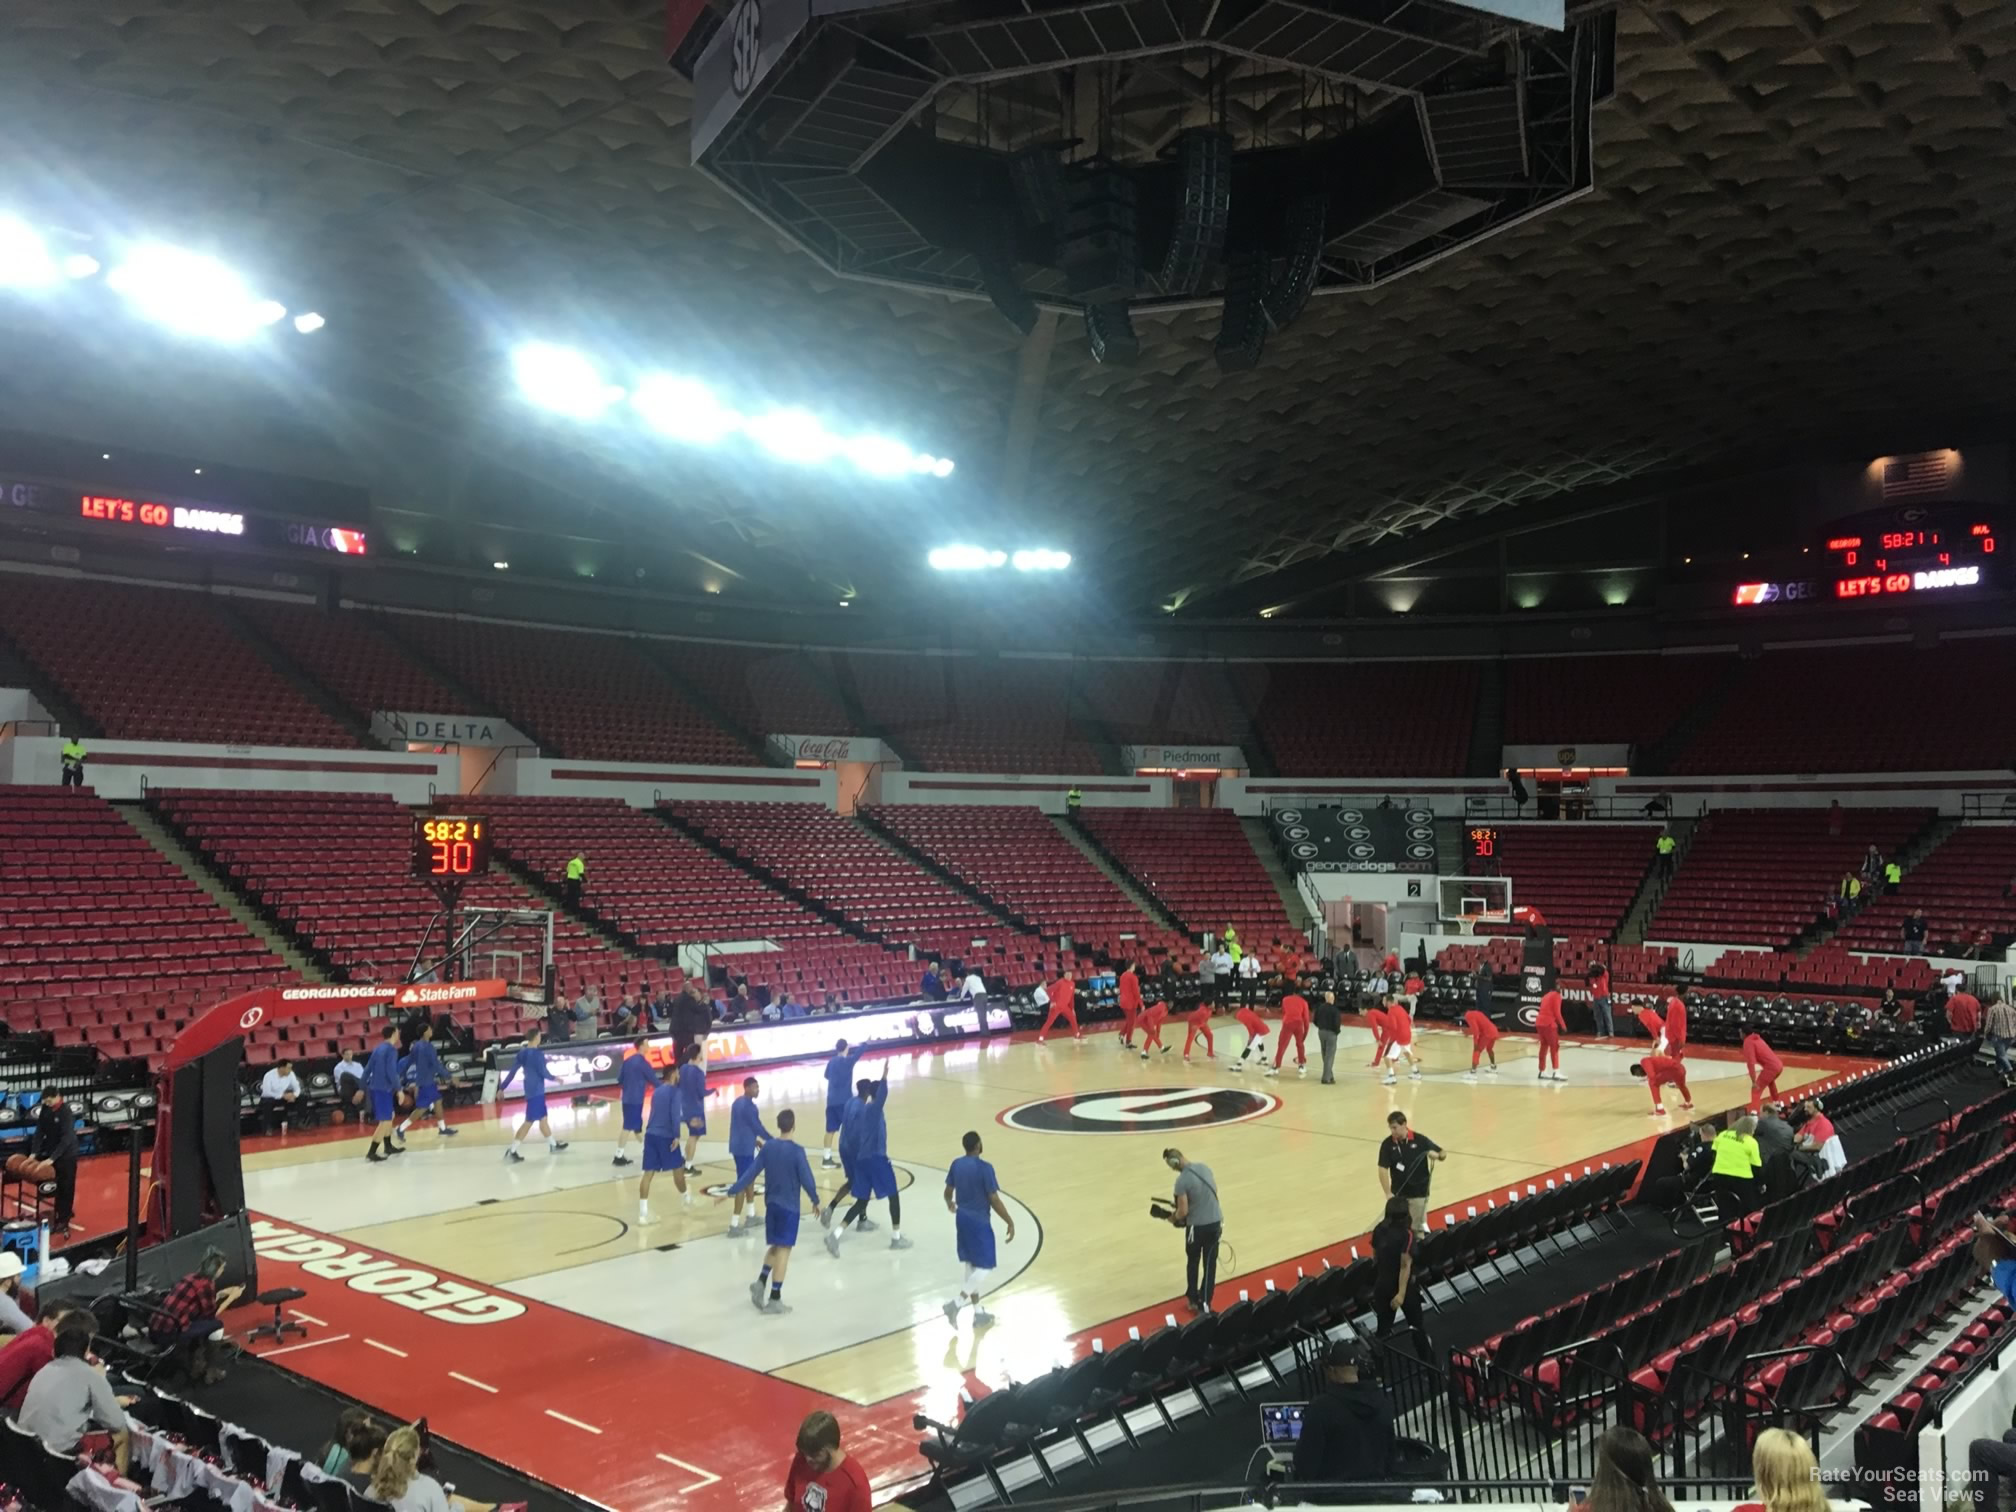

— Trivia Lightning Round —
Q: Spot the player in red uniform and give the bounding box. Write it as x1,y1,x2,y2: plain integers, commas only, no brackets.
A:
1365,1003,1392,1067
1634,1003,1668,1054
1231,1004,1270,1073
1462,1010,1499,1081
1641,1053,1692,1116
1741,1022,1783,1113
1116,963,1142,1048
1381,996,1422,1085
1138,1000,1171,1059
1273,991,1311,1077
1534,987,1566,1082
1664,995,1689,1059
1181,1001,1216,1060
1037,972,1080,1043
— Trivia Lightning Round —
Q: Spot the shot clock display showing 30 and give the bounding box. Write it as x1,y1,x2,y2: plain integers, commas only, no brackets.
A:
412,816,493,880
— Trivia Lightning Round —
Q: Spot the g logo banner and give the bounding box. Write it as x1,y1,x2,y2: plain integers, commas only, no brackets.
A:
1000,1087,1279,1135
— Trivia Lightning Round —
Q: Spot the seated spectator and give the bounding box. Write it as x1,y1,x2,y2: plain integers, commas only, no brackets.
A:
612,992,641,1036
762,993,785,1023
0,1301,79,1413
368,1424,497,1512
1290,1337,1395,1494
0,1254,34,1339
259,1058,304,1133
148,1248,243,1384
727,983,757,1020
17,1316,132,1476
321,1407,385,1479
333,1047,367,1120
920,960,946,1001
1734,1427,1826,1512
567,986,601,1039
781,994,808,1020
1903,910,1928,953
1585,1427,1673,1512
1971,928,1998,960
1796,1099,1845,1179
1753,1103,1797,1199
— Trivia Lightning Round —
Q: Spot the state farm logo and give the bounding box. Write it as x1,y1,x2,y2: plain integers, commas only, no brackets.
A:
1000,1087,1279,1135
239,1006,265,1030
797,737,850,761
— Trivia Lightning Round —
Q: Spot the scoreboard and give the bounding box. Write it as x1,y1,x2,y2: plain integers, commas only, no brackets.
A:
1734,505,1998,608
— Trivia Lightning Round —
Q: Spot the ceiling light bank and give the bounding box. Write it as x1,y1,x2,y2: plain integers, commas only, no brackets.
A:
0,216,323,341
512,343,954,481
928,546,1071,572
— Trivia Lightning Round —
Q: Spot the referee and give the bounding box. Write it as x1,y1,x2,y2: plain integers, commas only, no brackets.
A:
1377,1111,1445,1235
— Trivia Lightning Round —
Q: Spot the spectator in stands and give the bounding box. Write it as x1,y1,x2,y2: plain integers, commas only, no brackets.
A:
1986,995,2016,1081
612,991,641,1035
727,982,757,1021
0,1301,80,1414
18,1316,131,1475
1752,1103,1796,1199
1876,986,1905,1022
1586,1427,1673,1512
1837,872,1862,918
58,737,86,789
920,960,946,1001
786,1410,871,1512
566,985,600,1040
1196,951,1217,1007
1735,1427,1825,1512
258,1059,303,1135
1650,1122,1718,1214
1902,909,1928,953
563,852,586,908
1973,1211,2016,1306
0,1253,34,1338
1065,788,1082,812
1883,857,1902,894
320,1407,385,1478
1795,1099,1845,1179
1655,828,1676,879
762,993,784,1023
148,1248,242,1384
1710,1116,1763,1224
781,993,808,1021
31,1090,77,1233
368,1423,497,1512
1290,1337,1395,1494
333,1047,366,1120
1861,843,1883,882
1970,927,1998,960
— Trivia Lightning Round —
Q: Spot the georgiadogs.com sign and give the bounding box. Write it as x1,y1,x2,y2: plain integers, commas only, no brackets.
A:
766,733,891,765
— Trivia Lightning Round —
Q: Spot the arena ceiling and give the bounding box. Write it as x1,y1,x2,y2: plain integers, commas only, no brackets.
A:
2,0,2016,616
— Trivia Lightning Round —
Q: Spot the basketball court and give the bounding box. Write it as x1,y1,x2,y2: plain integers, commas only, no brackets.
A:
213,1019,1849,1510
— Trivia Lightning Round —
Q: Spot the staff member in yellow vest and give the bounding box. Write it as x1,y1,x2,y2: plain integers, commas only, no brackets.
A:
1709,1114,1762,1226
563,852,586,907
59,737,86,789
1655,829,1676,878
1884,858,1903,895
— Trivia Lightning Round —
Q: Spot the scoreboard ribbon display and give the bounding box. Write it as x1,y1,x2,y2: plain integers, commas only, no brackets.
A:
1270,805,1439,874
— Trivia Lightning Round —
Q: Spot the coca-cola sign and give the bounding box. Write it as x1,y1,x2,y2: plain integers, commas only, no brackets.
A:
767,733,892,766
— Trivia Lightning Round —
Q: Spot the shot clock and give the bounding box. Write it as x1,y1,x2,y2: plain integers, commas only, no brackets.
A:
413,815,493,879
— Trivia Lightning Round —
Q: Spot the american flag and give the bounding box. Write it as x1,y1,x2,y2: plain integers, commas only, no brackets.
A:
1882,453,1951,499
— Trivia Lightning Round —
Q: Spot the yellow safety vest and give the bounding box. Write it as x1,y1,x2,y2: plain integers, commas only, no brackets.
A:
1711,1132,1760,1179
565,857,585,880
1885,863,1902,884
1655,836,1675,855
60,741,85,763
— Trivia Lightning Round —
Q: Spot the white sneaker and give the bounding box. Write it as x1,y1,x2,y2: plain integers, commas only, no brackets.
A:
1230,1062,1243,1073
1382,1073,1397,1086
973,1307,995,1326
889,1235,914,1250
1264,1067,1279,1078
1484,1065,1498,1077
638,1211,659,1227
1409,1069,1422,1080
1297,1065,1306,1077
1462,1073,1478,1084
1553,1071,1568,1082
943,1299,961,1327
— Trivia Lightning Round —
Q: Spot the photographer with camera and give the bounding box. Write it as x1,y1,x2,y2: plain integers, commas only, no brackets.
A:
1156,1148,1222,1314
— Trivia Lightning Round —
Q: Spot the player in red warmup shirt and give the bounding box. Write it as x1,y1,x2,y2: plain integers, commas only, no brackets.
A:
1138,1000,1171,1059
1365,1003,1391,1067
1641,1052,1692,1116
1231,1004,1270,1073
786,1411,871,1512
1274,991,1311,1077
1181,1000,1216,1060
1116,963,1142,1048
1634,1004,1668,1055
1380,996,1422,1085
1462,1009,1499,1081
1534,987,1566,1082
1741,1022,1783,1113
1037,972,1080,1043
1664,994,1689,1059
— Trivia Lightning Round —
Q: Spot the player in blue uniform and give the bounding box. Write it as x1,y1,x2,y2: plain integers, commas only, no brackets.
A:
943,1130,1015,1327
637,1070,689,1225
499,1024,569,1162
827,1066,908,1254
614,1039,656,1167
677,1045,709,1172
726,1076,773,1236
821,1078,877,1234
821,1040,863,1168
394,1019,458,1143
721,1108,819,1314
363,1023,405,1163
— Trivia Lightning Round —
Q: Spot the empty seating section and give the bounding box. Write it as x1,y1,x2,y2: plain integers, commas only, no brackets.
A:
1467,824,1658,940
1069,661,1252,748
1702,944,1937,995
667,802,1061,988
1501,653,1730,751
1648,808,1932,948
388,617,754,766
154,791,642,1010
1840,824,2016,955
1076,809,1308,968
0,578,355,747
1235,660,1477,776
845,653,1101,773
234,602,461,719
464,796,908,1007
1433,939,1675,995
1670,641,2016,773
0,790,287,1061
660,642,855,742
867,804,1191,968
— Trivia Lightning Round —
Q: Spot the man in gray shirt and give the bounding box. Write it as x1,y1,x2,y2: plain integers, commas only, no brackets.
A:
19,1321,130,1475
1163,1148,1223,1313
1754,1104,1797,1199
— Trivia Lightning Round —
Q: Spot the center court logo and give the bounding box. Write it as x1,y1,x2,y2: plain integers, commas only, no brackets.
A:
1000,1087,1280,1135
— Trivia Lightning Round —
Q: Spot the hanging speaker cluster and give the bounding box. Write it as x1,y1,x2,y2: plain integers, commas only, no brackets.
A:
1159,129,1233,296
1059,168,1138,304
1261,193,1329,333
1085,301,1139,365
1214,249,1269,373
